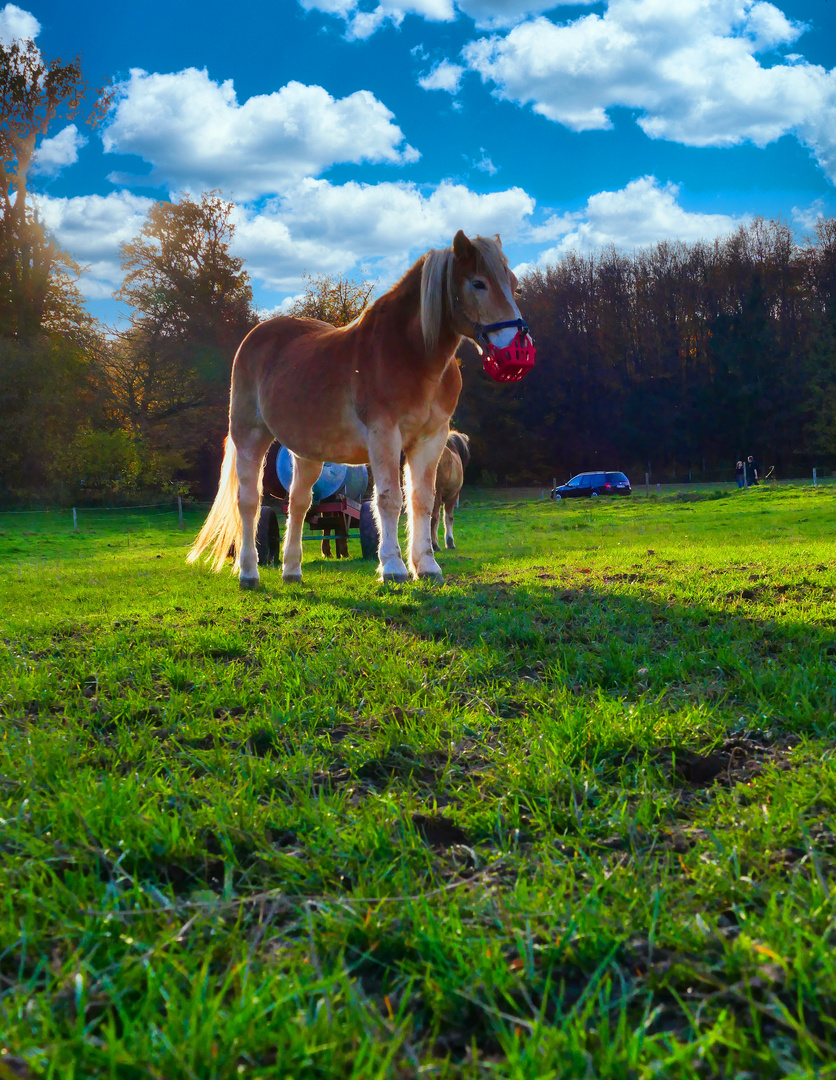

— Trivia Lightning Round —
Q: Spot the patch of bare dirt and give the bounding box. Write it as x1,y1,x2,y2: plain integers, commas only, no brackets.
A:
412,813,469,848
657,732,802,787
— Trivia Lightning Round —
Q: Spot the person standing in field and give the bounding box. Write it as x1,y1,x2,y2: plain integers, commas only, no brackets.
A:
735,461,745,488
746,455,760,486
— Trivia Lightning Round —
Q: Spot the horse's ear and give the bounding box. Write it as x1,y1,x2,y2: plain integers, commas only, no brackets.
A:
453,230,475,262
494,233,502,248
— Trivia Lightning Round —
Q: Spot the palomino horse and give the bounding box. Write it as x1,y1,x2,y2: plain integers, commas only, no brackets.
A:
431,431,470,551
188,230,533,588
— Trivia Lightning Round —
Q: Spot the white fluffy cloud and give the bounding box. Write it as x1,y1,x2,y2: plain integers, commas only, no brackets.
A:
0,2,39,44
418,60,465,92
232,178,535,290
35,191,154,300
792,198,827,233
473,149,498,174
463,0,836,181
300,0,591,38
31,124,88,176
517,176,744,273
34,173,747,314
35,179,533,301
456,0,594,28
101,68,420,200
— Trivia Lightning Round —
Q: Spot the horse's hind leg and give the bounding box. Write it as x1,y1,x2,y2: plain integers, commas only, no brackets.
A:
282,455,321,584
443,496,458,549
430,490,443,552
369,428,408,583
235,426,274,590
432,483,445,557
405,428,447,582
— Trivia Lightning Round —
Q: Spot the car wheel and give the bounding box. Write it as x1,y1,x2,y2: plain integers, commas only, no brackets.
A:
554,493,562,500
591,490,599,497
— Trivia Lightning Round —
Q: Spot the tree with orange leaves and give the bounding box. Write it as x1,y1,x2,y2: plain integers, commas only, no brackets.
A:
0,37,87,340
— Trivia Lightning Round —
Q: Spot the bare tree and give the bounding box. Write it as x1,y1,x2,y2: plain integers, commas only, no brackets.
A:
286,273,376,327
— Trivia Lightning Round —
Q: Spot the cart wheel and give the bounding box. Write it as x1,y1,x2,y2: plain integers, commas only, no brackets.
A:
359,502,379,561
256,507,281,567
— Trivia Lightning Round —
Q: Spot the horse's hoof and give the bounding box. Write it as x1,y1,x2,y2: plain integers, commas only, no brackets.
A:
282,572,302,584
239,575,259,591
418,571,445,585
432,541,441,552
445,538,456,549
382,571,409,584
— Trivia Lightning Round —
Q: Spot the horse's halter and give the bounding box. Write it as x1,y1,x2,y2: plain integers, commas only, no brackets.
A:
463,314,536,384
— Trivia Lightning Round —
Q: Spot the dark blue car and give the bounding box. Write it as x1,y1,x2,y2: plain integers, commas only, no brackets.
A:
551,471,631,499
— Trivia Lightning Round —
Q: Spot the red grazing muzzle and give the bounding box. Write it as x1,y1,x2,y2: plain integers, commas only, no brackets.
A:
480,324,536,383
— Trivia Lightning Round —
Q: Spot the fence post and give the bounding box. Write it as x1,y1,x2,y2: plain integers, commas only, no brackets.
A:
178,496,184,529
72,507,78,532
645,472,650,497
814,468,818,488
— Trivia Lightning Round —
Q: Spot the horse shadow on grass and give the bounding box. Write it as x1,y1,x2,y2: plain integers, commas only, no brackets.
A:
249,559,836,814
239,568,836,1063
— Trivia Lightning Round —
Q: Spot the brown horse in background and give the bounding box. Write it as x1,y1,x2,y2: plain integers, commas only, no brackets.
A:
188,230,529,588
432,431,470,550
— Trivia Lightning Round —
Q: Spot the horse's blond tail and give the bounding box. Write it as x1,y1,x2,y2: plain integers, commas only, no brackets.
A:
187,436,241,572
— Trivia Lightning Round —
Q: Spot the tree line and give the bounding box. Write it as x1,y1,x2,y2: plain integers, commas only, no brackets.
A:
3,36,836,502
458,217,836,486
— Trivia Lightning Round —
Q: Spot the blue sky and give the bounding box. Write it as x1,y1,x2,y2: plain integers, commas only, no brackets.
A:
5,0,836,324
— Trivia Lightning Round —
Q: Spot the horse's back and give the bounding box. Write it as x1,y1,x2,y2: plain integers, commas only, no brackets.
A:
237,315,338,361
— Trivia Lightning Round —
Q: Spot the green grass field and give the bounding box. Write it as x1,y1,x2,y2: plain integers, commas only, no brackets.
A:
2,486,835,1079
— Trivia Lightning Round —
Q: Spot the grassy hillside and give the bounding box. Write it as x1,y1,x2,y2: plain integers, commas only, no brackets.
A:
1,487,835,1078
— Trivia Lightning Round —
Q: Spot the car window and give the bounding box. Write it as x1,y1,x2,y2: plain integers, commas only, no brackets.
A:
578,474,593,487
565,476,582,488
606,472,628,483
591,473,606,486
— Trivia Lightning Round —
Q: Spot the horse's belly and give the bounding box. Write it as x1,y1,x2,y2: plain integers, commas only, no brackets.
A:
264,414,369,466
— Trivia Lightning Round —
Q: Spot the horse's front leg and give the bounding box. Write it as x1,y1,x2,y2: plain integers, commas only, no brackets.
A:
235,427,274,590
368,430,408,583
282,455,322,584
405,427,448,582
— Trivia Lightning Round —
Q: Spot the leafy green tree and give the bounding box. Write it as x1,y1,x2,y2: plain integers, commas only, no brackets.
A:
108,192,257,484
0,334,92,496
118,191,255,360
59,429,142,492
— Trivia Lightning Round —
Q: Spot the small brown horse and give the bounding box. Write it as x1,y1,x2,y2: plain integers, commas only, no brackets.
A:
432,431,470,550
188,230,531,587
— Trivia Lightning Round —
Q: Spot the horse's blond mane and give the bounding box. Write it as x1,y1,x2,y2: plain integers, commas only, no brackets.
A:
420,235,508,354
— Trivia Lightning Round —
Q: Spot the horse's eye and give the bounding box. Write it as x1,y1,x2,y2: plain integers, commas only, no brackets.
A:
472,279,487,290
